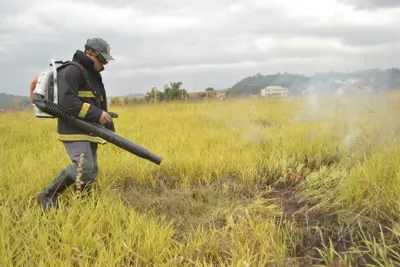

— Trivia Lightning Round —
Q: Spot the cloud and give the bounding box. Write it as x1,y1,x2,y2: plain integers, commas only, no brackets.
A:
338,0,400,10
1,0,400,96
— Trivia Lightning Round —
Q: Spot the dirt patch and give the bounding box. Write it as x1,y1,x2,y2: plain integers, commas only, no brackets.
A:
112,172,376,266
266,183,350,262
264,179,389,266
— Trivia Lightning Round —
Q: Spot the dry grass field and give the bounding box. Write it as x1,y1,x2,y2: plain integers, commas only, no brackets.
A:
1,91,399,266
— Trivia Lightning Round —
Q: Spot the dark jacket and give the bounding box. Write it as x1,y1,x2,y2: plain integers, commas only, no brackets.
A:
56,50,115,144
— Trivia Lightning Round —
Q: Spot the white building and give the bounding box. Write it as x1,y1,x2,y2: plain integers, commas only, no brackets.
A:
260,86,288,98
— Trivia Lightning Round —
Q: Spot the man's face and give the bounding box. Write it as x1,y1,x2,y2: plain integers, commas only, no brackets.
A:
92,56,106,72
87,53,108,72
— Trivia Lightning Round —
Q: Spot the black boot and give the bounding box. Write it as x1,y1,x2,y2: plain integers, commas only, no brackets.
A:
37,170,75,212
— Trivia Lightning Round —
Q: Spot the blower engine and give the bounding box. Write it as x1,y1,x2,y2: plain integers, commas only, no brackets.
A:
30,59,62,118
30,59,163,165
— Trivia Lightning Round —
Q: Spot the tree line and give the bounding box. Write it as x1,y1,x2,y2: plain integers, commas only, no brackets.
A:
0,93,31,111
109,81,228,106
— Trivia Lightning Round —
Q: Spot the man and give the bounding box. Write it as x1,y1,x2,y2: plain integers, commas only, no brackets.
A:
37,38,116,212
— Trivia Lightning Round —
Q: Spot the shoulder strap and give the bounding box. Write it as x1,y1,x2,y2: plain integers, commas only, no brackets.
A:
57,61,91,88
70,62,89,84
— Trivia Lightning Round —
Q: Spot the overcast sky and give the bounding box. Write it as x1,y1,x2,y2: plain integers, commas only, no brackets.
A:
1,0,400,97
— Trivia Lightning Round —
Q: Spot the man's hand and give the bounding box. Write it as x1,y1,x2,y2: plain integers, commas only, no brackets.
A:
99,111,112,125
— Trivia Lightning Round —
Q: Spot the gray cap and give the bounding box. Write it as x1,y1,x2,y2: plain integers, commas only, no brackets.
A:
85,38,114,61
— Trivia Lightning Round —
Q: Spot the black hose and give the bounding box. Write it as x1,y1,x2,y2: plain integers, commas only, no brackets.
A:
33,94,163,165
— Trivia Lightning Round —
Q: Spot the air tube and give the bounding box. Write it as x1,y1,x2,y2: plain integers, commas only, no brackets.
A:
33,93,163,165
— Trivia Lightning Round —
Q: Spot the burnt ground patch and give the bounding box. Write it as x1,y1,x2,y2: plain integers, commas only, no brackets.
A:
264,178,399,266
111,171,395,266
264,182,351,265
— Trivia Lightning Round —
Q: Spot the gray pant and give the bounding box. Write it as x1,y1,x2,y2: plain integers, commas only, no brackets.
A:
38,141,99,211
62,141,99,186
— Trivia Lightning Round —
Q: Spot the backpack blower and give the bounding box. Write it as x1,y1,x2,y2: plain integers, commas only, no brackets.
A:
30,59,163,165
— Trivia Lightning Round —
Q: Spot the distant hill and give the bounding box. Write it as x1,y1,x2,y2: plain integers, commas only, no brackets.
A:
0,93,31,110
227,68,400,96
228,72,308,96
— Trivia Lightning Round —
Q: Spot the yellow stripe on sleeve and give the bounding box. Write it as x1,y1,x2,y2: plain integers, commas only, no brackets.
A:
78,103,90,118
78,91,95,98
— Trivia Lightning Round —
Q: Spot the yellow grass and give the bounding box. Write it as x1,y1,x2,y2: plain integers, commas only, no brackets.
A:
1,91,400,266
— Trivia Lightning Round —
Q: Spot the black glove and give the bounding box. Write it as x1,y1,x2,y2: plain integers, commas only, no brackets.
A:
108,112,118,118
105,111,117,132
105,121,115,132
